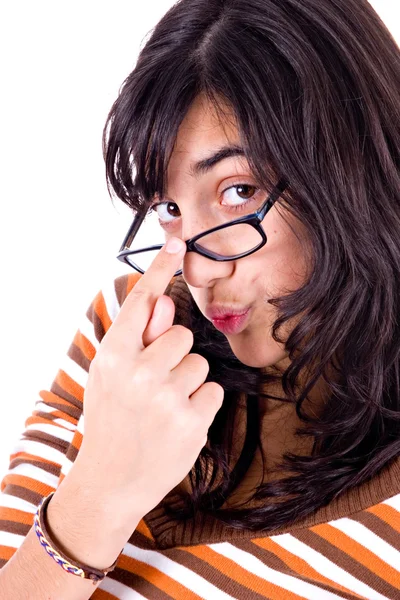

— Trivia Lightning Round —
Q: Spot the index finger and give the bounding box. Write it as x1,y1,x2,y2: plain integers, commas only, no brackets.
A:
112,236,186,345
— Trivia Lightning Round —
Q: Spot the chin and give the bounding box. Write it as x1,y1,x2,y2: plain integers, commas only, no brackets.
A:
226,336,289,369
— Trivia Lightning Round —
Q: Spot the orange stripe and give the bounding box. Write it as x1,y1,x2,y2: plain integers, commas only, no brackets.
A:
0,506,35,526
39,390,79,410
71,429,83,452
0,546,16,561
93,292,112,333
1,456,59,493
73,330,96,361
0,474,54,497
8,452,60,468
90,589,119,599
90,588,119,600
186,544,305,599
25,413,76,429
252,537,366,599
311,522,400,588
50,410,77,426
135,518,155,541
126,272,143,295
55,370,84,403
366,503,400,534
69,428,83,455
116,554,204,599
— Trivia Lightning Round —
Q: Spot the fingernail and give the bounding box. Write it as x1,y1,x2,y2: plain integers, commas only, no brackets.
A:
165,237,184,254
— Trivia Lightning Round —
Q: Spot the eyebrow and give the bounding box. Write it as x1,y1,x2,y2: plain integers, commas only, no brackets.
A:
189,145,246,178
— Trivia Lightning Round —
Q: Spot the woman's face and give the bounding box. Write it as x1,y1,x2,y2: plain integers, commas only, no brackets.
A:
159,94,310,370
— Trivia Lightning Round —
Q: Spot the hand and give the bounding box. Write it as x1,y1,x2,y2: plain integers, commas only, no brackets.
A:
76,237,224,522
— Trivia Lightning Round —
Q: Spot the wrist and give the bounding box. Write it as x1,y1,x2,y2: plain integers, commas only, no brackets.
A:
70,448,154,523
46,463,141,570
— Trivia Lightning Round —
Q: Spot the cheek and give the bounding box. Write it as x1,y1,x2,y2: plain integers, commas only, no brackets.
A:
263,209,311,285
257,239,309,298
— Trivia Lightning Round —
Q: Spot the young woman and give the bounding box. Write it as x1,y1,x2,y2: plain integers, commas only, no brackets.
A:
1,0,399,598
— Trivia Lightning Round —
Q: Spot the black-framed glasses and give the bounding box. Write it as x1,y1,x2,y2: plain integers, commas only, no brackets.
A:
117,177,289,277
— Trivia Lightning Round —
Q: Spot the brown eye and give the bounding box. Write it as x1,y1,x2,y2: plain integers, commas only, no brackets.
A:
150,201,181,223
165,202,181,218
235,184,257,199
221,183,261,212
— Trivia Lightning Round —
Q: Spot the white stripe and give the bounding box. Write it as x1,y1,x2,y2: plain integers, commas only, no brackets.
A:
270,533,391,600
4,463,59,488
59,454,76,479
9,439,66,466
58,355,88,389
23,423,75,443
330,517,400,572
34,400,79,431
383,493,400,511
78,316,100,350
0,531,26,550
98,572,148,599
101,280,122,323
76,414,84,435
34,400,57,413
123,542,236,599
52,417,78,432
210,541,343,600
0,494,37,513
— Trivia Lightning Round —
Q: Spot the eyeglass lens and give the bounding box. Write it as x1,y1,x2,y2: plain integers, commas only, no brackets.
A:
125,207,263,273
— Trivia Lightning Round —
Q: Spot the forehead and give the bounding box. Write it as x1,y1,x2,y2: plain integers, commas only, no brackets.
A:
167,94,251,181
173,94,240,155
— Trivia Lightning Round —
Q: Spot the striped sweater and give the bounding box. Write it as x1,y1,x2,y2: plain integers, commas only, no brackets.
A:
1,272,399,600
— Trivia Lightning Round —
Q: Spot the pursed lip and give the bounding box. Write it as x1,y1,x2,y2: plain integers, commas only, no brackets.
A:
205,304,252,320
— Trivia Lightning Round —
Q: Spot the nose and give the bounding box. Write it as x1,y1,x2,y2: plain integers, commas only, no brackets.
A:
182,246,235,288
179,210,236,286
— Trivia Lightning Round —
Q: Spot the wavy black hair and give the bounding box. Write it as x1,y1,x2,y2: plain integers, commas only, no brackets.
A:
102,0,400,532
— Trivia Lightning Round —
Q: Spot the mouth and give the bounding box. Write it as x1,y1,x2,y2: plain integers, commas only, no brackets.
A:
209,308,251,335
205,304,252,320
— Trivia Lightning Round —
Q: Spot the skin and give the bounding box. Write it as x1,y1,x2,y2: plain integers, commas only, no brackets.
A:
145,93,330,506
150,93,314,383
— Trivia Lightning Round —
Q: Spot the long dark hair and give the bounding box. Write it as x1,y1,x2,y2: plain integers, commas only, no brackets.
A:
102,0,400,532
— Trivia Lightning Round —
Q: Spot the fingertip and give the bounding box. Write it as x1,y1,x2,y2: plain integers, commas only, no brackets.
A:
165,237,185,254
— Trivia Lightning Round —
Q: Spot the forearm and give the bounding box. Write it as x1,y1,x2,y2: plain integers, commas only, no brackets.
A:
0,460,143,600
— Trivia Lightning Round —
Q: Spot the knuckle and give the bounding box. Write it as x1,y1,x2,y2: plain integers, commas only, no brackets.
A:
172,324,194,347
132,359,154,386
160,382,178,403
208,382,225,404
91,350,113,371
189,353,210,373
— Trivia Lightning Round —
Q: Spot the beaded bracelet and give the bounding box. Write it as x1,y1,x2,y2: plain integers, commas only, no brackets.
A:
34,491,124,585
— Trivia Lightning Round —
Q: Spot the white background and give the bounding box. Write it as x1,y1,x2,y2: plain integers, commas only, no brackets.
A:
0,1,398,476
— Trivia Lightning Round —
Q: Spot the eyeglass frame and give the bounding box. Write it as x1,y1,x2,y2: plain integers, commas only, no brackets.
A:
117,177,289,276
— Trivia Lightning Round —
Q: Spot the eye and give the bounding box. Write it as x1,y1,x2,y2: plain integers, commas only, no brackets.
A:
221,183,260,209
149,201,180,224
149,183,264,226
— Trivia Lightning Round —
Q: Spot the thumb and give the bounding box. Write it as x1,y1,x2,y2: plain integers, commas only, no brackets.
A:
142,295,176,347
